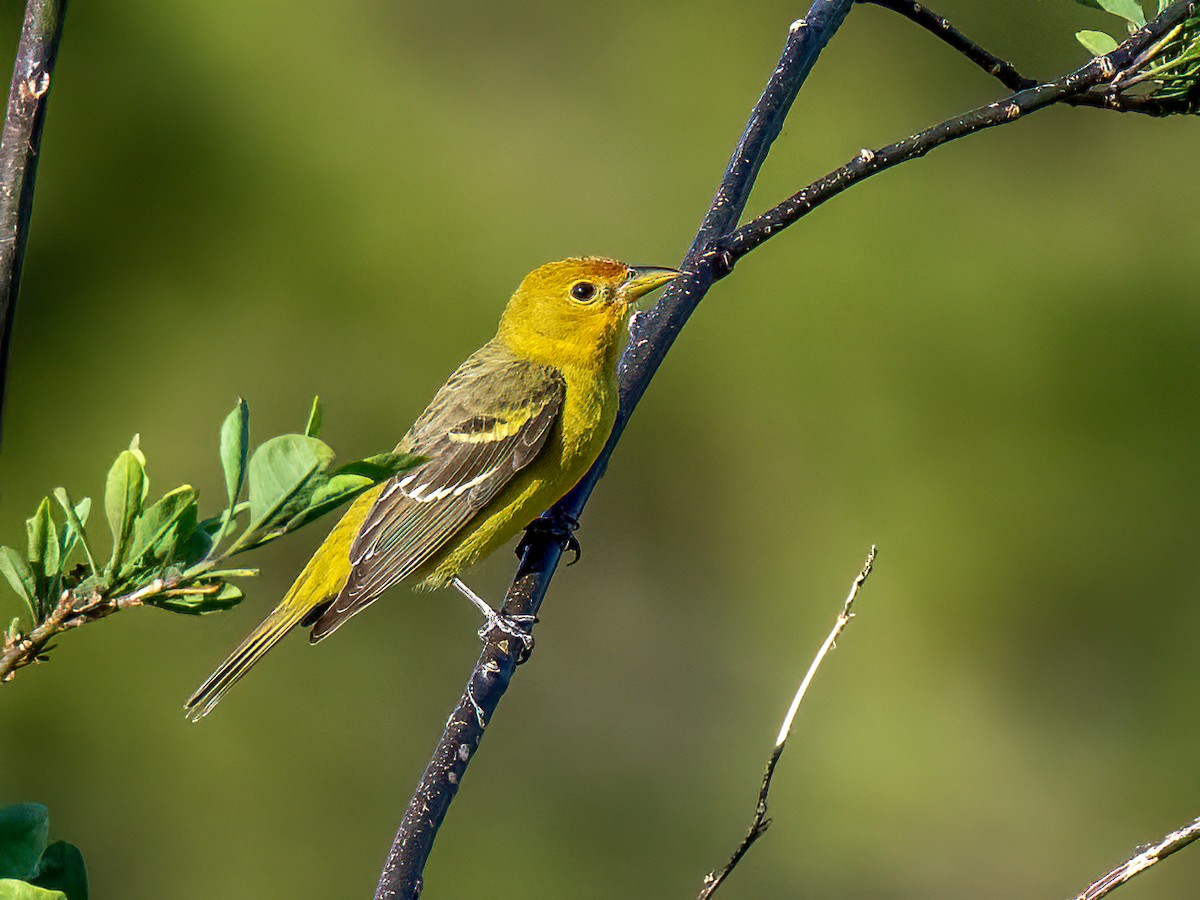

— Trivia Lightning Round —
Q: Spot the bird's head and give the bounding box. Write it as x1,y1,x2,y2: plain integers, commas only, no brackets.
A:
498,257,680,370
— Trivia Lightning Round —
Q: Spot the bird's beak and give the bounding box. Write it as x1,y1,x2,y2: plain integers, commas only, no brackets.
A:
619,266,682,304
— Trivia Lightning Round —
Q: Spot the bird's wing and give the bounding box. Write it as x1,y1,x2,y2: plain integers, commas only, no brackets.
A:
309,349,565,640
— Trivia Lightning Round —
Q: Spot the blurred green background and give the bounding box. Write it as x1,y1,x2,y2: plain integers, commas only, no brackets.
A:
1,0,1198,897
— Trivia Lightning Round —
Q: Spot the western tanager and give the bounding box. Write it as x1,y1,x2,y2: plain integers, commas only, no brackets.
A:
185,257,679,720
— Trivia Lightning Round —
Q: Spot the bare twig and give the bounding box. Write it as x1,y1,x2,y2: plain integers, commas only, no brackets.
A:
1073,815,1200,900
860,0,1036,92
372,3,857,896
697,547,876,899
0,0,68,446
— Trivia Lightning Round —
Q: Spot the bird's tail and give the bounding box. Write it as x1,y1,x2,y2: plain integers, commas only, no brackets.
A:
184,487,382,721
183,591,313,722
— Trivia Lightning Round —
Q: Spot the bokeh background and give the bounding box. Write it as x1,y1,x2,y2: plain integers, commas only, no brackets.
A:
1,1,1198,897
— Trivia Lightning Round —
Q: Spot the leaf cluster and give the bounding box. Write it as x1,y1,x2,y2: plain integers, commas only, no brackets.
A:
0,399,419,673
1074,0,1200,102
0,803,86,900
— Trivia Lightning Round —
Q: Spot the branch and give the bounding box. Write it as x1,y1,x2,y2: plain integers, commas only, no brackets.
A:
860,0,1036,92
697,547,875,899
0,0,67,447
725,0,1200,262
1,576,173,680
863,0,1200,116
372,2,857,896
1073,815,1200,900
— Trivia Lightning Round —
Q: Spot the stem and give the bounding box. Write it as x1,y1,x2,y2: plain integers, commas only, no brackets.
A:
0,0,67,446
697,547,875,899
1073,815,1200,900
860,0,1036,92
372,3,856,896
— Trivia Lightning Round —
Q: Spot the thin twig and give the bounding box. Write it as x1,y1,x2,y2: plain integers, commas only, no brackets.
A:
697,547,876,899
725,0,1200,263
0,574,175,680
372,3,857,897
1072,815,1200,900
863,0,1200,116
860,0,1036,92
0,0,68,446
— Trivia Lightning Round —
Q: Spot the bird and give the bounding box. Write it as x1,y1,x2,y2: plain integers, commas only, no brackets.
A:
185,257,680,720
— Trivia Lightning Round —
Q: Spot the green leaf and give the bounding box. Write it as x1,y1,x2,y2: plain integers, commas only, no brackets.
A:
0,549,38,619
1102,0,1146,27
238,435,336,548
283,472,373,532
104,443,149,578
1077,29,1121,55
219,400,250,509
304,396,322,438
127,486,199,572
55,498,89,564
31,842,86,900
283,453,421,533
24,500,59,613
0,881,66,900
335,451,425,481
1075,0,1146,27
0,804,48,881
52,492,95,575
152,582,244,615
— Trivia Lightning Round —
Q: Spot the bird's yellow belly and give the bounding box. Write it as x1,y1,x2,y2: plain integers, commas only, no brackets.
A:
414,374,616,589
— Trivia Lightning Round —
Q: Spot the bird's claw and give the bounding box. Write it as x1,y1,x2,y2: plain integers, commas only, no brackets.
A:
518,513,582,565
478,611,537,662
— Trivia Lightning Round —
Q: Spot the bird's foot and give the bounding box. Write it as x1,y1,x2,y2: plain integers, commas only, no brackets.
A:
517,512,582,565
452,576,536,662
477,610,537,662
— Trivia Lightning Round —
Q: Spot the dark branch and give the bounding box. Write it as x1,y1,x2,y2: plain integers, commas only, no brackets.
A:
1073,814,1200,900
725,0,1200,263
864,0,1200,116
860,0,1036,92
372,2,857,897
0,0,67,448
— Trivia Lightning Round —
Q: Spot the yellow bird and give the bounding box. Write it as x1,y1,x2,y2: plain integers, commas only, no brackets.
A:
185,257,679,719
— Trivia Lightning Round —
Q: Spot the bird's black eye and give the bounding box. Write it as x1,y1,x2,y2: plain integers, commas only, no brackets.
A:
570,281,597,302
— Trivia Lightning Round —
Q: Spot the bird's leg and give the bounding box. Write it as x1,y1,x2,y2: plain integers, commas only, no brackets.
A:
451,576,536,655
517,512,582,565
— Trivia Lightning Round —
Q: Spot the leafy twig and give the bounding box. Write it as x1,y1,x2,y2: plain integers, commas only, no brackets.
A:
0,0,67,446
0,398,419,682
697,547,875,899
1072,814,1200,899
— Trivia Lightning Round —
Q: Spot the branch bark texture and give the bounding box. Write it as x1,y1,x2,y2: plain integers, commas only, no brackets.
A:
0,0,67,446
373,2,855,896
